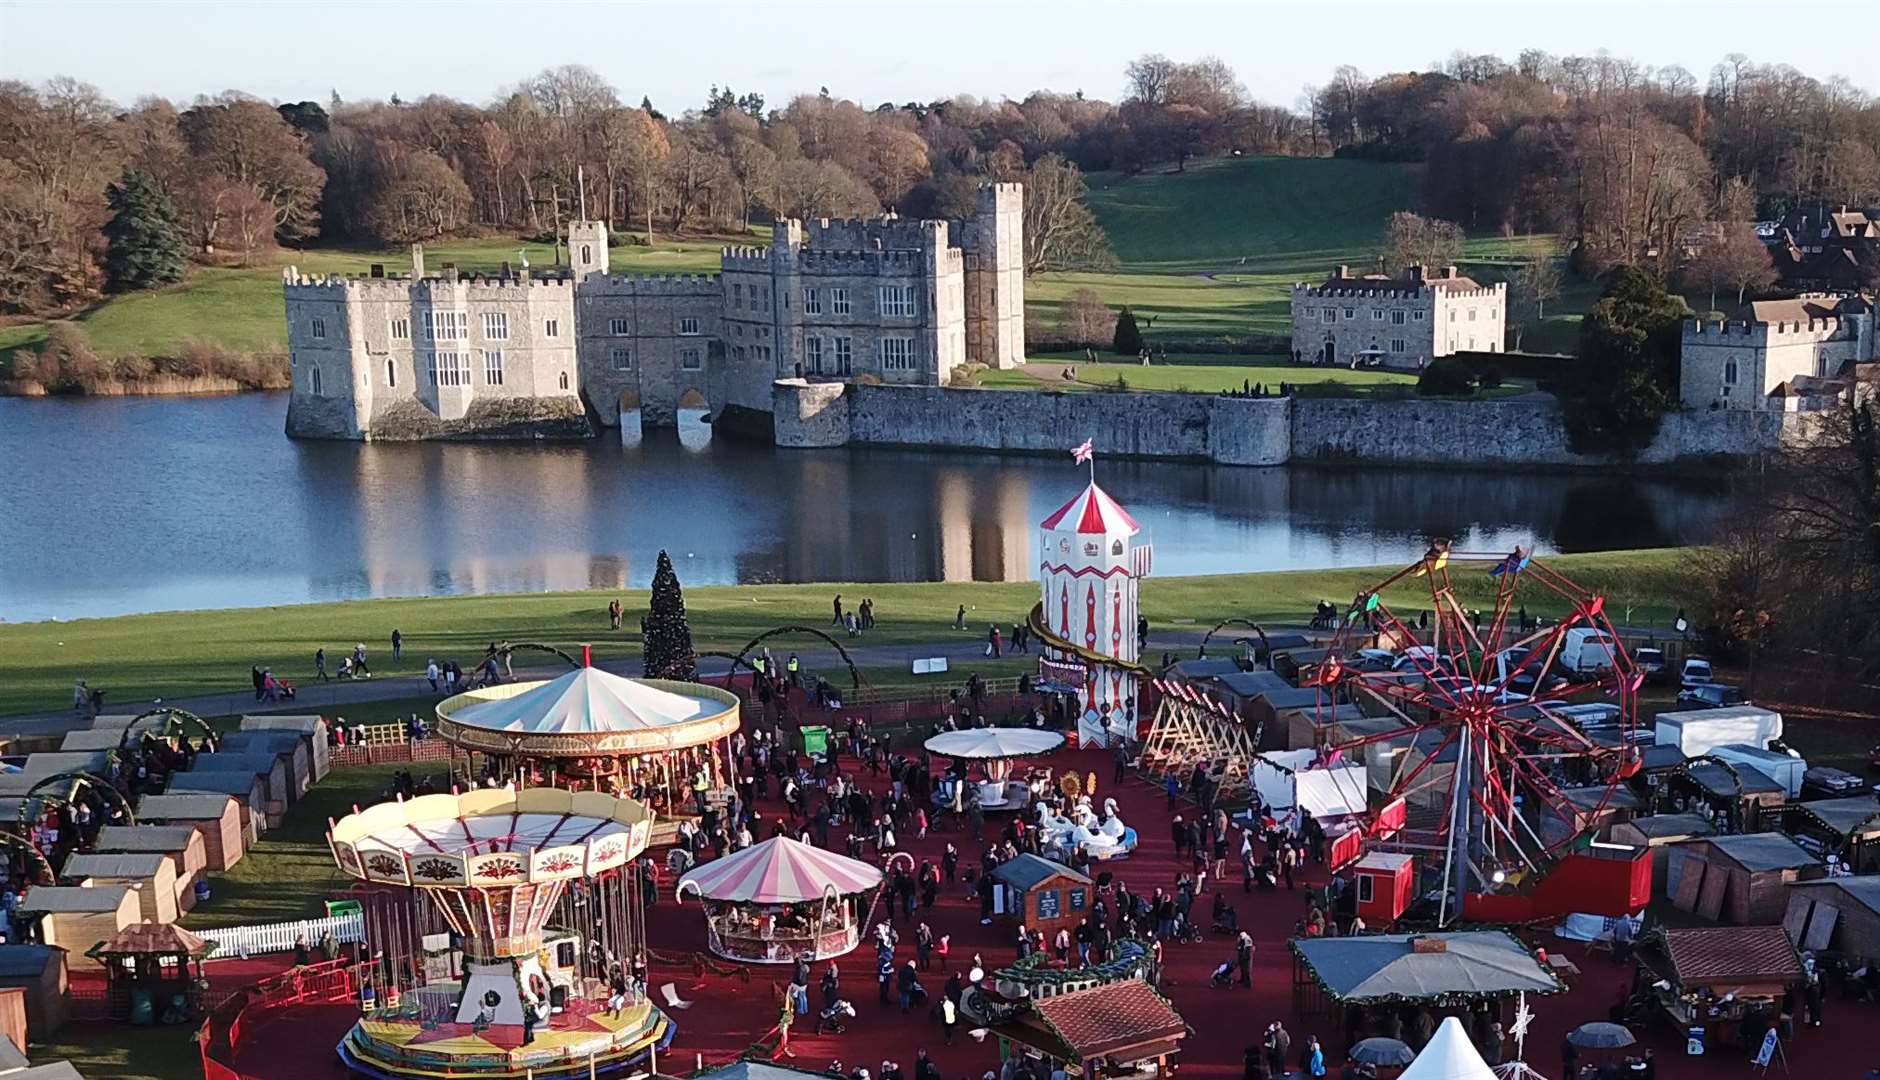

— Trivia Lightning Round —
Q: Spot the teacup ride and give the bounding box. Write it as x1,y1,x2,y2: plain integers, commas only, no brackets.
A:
925,728,1065,812
675,836,885,963
327,787,668,1080
1038,796,1138,861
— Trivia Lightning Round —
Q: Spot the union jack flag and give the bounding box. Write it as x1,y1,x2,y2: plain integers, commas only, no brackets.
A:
1071,439,1093,464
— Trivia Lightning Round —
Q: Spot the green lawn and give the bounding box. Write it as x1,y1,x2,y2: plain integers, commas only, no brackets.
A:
0,552,1698,719
977,351,1420,395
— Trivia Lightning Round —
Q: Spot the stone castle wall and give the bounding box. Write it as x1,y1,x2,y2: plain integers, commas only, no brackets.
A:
772,380,1806,468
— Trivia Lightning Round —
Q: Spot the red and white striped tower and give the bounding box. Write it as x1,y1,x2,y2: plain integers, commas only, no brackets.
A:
1038,475,1151,746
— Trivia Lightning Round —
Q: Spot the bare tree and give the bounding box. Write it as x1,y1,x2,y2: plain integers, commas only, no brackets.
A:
1381,211,1465,273
1684,224,1775,310
1055,288,1114,346
1021,155,1116,274
1124,55,1178,105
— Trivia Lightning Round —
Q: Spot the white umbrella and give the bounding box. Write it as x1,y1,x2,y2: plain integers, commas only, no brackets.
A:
924,729,1065,781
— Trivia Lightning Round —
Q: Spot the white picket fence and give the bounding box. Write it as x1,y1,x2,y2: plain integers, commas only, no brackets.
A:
197,913,366,959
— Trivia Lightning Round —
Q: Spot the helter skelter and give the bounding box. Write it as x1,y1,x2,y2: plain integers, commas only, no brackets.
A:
1310,541,1651,925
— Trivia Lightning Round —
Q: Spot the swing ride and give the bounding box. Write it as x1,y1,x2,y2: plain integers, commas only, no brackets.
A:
327,786,669,1080
1311,542,1652,924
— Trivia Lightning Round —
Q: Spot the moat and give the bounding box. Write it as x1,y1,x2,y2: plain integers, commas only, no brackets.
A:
1,393,1732,622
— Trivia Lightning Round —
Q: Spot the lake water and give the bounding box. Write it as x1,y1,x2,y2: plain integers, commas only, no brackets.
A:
0,393,1730,622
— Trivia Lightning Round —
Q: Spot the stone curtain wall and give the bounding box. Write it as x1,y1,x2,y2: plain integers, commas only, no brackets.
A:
773,380,1805,468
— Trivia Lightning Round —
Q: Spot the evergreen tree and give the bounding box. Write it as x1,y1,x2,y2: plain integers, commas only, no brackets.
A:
642,549,698,680
1563,266,1690,455
102,169,186,293
1112,305,1144,356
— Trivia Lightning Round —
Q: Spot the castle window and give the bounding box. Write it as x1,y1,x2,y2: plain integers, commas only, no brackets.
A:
879,286,915,318
1468,308,1478,321
390,317,410,341
1414,311,1425,321
581,244,592,264
805,336,823,372
544,319,560,339
1371,310,1384,321
1111,540,1124,555
309,366,322,396
833,336,853,375
1724,359,1739,385
611,348,631,371
1391,310,1406,325
608,317,629,336
831,288,850,315
879,336,914,371
428,351,469,387
558,371,570,390
680,348,702,371
1322,308,1335,323
1450,309,1458,322
425,311,467,341
483,312,509,340
679,316,699,336
761,287,771,313
385,359,396,387
483,350,505,385
732,283,743,306
1390,339,1406,354
311,317,326,340
804,288,821,315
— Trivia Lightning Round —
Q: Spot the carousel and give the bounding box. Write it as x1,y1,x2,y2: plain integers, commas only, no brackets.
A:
435,655,740,817
326,786,668,1080
675,836,885,963
925,728,1065,812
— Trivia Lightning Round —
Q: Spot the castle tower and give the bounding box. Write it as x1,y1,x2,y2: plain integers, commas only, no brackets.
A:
1038,480,1151,747
568,219,609,279
964,183,1025,370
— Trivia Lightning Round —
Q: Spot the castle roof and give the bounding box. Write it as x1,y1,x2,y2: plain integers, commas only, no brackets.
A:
1734,295,1860,323
1041,481,1140,536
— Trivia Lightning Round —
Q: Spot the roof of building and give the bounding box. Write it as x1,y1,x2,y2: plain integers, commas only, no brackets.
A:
1790,875,1880,917
989,853,1089,892
1029,980,1188,1059
1291,931,1561,1004
1168,658,1245,680
88,922,213,958
1355,852,1414,873
1640,744,1687,770
134,792,239,819
1621,813,1716,841
1695,832,1821,873
94,825,201,852
239,714,327,736
1561,786,1644,812
1040,481,1140,537
0,1037,27,1070
218,731,304,753
1661,926,1804,986
18,885,134,914
0,945,62,978
1735,295,1853,323
1796,797,1880,838
187,752,283,776
60,854,168,880
1683,761,1785,797
165,772,264,798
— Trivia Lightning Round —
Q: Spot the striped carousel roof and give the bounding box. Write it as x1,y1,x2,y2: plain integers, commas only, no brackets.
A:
677,836,882,904
436,667,740,757
1040,481,1140,536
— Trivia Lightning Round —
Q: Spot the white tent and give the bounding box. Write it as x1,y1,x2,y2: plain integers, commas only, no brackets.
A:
1400,1017,1497,1080
1249,750,1369,820
924,729,1065,760
449,667,724,734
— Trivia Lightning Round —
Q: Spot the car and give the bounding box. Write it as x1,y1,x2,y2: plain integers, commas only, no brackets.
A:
1801,766,1866,799
1681,656,1715,690
1676,683,1745,709
1393,645,1442,672
1349,648,1397,673
1634,647,1668,685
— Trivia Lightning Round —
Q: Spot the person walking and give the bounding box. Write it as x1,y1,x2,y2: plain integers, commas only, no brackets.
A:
315,648,329,681
426,660,440,693
954,605,967,631
832,594,844,626
1236,931,1254,987
391,629,402,662
986,625,1002,658
940,994,958,1045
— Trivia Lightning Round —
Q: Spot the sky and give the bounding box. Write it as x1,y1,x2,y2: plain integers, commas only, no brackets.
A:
3,0,1877,111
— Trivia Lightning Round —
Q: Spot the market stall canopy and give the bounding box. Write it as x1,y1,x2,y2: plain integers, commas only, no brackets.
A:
437,667,739,757
994,979,1187,1063
677,835,883,904
1399,1016,1496,1080
1291,931,1562,1005
924,729,1066,760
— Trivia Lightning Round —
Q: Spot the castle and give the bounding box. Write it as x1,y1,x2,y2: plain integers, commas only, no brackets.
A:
1679,294,1876,411
1289,264,1507,370
282,184,1025,440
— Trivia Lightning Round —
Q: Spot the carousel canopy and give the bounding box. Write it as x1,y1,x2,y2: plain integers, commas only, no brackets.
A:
1399,1016,1496,1080
1041,481,1140,536
437,666,739,757
924,728,1065,761
678,835,882,904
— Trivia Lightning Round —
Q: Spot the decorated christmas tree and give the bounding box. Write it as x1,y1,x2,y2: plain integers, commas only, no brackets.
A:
642,549,698,680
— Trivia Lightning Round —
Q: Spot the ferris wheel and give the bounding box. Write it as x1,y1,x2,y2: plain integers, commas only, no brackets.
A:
1312,541,1643,923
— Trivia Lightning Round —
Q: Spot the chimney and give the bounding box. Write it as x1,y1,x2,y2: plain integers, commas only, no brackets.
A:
1334,264,1349,279
441,262,457,283
1408,264,1426,283
1441,265,1458,280
500,261,513,281
410,243,426,278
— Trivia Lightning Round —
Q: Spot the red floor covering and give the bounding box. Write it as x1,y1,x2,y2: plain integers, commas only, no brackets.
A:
220,748,1874,1079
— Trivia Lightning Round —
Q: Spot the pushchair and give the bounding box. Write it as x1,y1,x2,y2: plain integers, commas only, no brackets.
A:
816,998,857,1034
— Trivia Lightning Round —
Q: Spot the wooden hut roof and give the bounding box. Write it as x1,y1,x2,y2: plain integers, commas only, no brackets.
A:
87,922,212,959
60,854,167,880
19,885,133,914
1661,926,1803,986
1030,980,1187,1059
94,825,200,852
134,793,238,819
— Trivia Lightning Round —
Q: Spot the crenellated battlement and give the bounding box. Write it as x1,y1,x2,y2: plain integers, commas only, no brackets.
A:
583,272,723,297
804,215,943,253
1684,316,1857,341
792,248,935,273
1291,282,1427,301
281,267,575,298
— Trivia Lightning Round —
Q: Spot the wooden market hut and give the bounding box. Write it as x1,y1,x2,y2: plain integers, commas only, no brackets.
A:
1781,796,1880,873
1660,758,1788,832
18,886,139,957
1636,926,1804,1053
85,922,214,1024
1665,832,1824,925
163,771,266,840
134,793,246,870
1282,703,1368,754
1289,930,1563,1050
238,714,330,782
55,731,124,754
59,854,178,925
1609,813,1716,882
989,979,1189,1076
182,752,288,826
0,945,69,1041
988,854,1093,937
17,754,109,784
215,732,311,803
93,825,207,910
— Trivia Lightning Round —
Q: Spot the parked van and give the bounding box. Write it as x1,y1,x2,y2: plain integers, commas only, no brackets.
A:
1558,628,1621,676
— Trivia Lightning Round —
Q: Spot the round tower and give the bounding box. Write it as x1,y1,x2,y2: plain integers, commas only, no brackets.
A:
1038,480,1150,747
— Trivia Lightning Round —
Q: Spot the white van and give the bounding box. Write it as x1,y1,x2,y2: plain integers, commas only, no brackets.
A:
1558,628,1620,676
